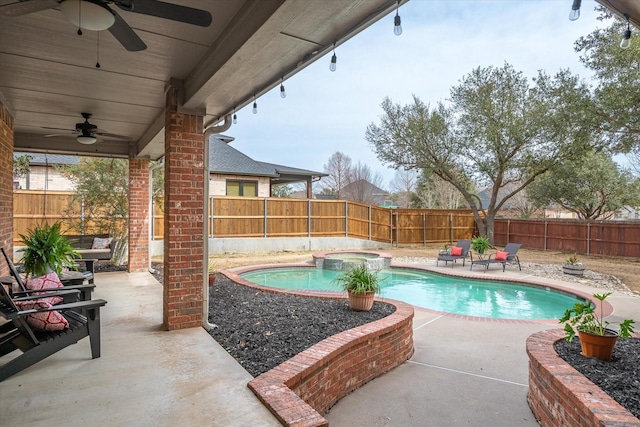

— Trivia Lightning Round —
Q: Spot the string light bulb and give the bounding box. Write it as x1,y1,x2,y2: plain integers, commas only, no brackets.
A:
569,0,581,21
329,43,337,72
252,95,258,114
233,108,237,124
620,14,632,49
394,0,402,35
280,77,286,98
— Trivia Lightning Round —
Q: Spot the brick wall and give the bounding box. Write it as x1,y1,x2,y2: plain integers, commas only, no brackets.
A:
128,158,150,272
0,101,13,275
221,269,414,427
526,329,640,426
163,85,205,330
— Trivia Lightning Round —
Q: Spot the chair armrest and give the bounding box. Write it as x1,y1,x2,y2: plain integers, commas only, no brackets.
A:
9,299,107,319
12,289,80,301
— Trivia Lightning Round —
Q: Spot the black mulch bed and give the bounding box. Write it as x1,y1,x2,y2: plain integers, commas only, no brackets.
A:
207,274,396,377
555,338,640,419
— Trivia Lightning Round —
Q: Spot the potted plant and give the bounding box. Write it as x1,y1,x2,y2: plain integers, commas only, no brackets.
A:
562,254,584,276
439,243,451,256
334,263,382,312
471,236,492,259
19,222,79,278
559,292,635,361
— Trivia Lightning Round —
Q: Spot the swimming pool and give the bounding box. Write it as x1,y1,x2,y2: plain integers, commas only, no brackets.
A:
240,267,582,320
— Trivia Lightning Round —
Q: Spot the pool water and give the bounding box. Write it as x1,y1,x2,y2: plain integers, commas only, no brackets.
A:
240,267,582,320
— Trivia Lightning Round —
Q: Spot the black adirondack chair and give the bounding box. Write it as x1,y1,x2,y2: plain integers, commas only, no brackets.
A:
1,248,95,301
0,282,107,382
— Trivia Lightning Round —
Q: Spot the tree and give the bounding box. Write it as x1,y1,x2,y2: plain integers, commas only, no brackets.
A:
414,171,466,209
526,150,640,220
272,184,293,198
366,63,593,242
322,152,352,198
341,162,386,204
59,158,129,264
13,154,32,181
574,8,640,152
390,168,418,208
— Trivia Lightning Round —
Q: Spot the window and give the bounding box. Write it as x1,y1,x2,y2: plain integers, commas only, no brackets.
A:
226,180,257,196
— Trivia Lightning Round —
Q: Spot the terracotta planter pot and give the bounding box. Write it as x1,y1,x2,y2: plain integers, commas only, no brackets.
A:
578,329,619,361
562,264,585,276
347,290,375,312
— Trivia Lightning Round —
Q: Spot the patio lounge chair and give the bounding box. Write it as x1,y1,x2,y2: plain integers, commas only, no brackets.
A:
1,248,95,301
437,240,472,268
479,243,522,272
0,281,107,382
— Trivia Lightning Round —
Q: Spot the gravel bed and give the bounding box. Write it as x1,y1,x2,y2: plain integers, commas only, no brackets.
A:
555,338,640,419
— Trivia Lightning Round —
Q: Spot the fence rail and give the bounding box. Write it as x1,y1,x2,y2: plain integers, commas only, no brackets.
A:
13,192,640,259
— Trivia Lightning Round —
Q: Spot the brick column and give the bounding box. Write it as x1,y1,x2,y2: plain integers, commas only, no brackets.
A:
163,84,205,330
0,101,14,276
128,157,150,272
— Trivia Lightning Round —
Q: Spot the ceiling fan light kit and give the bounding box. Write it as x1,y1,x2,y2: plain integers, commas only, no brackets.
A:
60,0,115,31
77,135,98,144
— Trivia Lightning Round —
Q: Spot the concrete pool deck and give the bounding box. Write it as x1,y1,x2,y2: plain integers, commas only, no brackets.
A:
1,265,638,426
325,264,640,426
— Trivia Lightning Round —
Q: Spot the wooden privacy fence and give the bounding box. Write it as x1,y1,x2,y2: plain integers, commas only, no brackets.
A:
494,218,640,258
16,192,640,258
208,196,476,244
13,190,128,245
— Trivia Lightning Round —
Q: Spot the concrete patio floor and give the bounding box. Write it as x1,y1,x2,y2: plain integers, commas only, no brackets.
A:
1,266,639,426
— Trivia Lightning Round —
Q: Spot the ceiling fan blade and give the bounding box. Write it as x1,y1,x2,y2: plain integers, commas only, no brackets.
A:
115,0,212,27
0,0,59,17
108,8,147,51
95,131,131,140
45,133,78,138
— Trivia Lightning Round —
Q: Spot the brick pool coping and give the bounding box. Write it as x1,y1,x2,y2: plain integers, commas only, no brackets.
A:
216,269,415,427
526,329,640,426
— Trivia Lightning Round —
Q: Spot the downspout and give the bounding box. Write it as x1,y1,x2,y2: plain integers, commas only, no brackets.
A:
202,114,232,331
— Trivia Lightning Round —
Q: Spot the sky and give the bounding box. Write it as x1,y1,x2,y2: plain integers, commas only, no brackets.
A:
225,0,611,191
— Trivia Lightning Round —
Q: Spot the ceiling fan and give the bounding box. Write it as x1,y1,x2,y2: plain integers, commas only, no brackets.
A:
0,0,212,51
44,112,130,144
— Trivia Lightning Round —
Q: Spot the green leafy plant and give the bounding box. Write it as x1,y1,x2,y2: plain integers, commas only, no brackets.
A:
559,292,635,341
564,254,582,266
19,222,79,278
334,263,382,295
471,236,492,254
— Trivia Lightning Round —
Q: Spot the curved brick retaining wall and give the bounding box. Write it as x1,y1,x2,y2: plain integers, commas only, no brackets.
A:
526,329,640,426
217,269,415,427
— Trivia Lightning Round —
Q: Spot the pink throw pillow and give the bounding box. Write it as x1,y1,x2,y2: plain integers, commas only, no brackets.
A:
25,271,64,305
13,300,69,331
495,251,509,261
450,246,463,256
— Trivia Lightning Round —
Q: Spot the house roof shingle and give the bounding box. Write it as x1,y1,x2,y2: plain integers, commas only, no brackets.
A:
208,136,326,183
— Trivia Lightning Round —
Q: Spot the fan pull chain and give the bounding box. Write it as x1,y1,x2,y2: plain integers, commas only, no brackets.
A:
96,32,101,68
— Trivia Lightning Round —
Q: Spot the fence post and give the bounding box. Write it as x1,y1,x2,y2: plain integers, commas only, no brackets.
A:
544,220,547,251
587,222,591,256
308,199,311,238
389,209,393,244
345,200,349,237
394,210,399,247
264,198,267,238
423,212,426,246
368,205,372,240
210,196,214,238
450,213,453,244
507,219,510,244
